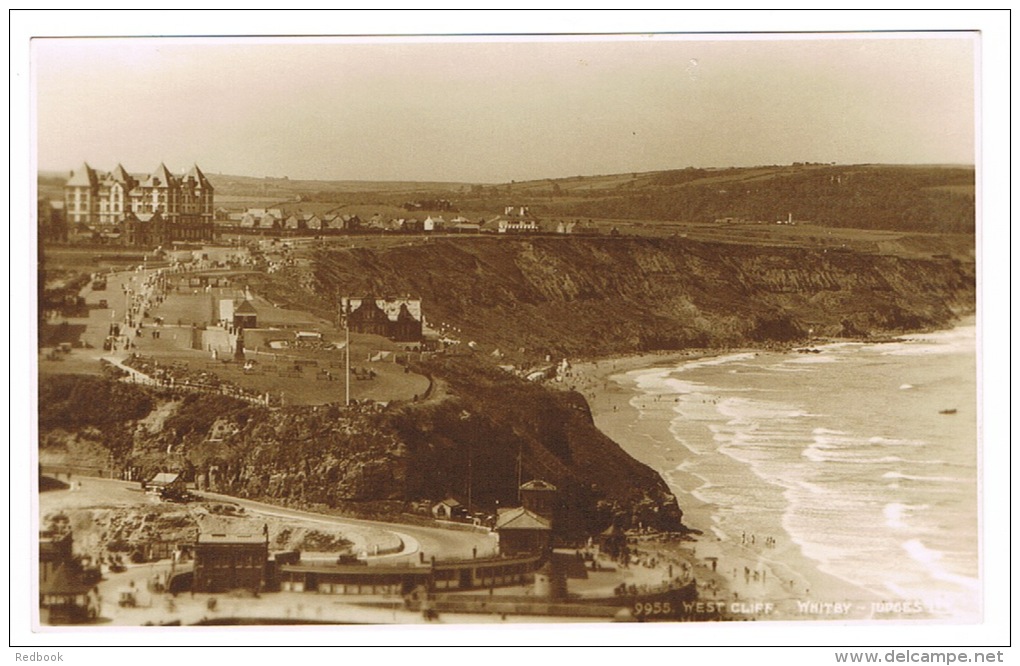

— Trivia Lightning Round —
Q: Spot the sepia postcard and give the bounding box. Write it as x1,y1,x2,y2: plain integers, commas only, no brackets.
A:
14,11,1010,653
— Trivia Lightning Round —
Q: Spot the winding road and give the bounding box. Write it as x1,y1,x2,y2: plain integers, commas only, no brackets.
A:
40,477,498,565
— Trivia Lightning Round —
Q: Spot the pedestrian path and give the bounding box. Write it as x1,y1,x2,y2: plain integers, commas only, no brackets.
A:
102,355,158,385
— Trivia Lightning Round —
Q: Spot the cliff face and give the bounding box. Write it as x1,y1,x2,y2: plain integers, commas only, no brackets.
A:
39,236,975,536
39,372,683,535
390,356,685,535
314,236,975,360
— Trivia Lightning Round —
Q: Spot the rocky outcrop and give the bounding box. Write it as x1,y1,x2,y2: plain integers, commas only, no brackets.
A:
389,355,685,536
38,371,684,536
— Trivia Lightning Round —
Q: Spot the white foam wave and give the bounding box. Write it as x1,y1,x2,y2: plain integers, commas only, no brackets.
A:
803,446,903,464
630,371,705,395
882,471,968,483
879,327,975,357
868,435,927,447
786,354,837,364
716,396,811,421
673,352,758,373
884,503,908,529
788,479,827,496
902,539,981,592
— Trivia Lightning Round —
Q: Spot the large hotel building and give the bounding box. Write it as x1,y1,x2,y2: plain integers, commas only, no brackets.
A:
64,162,214,245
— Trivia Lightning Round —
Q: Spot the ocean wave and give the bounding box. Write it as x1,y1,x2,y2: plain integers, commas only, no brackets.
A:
882,471,969,483
808,432,928,450
605,321,976,619
672,352,758,373
884,503,908,529
867,435,927,447
717,396,811,421
902,539,981,592
802,446,904,464
765,365,811,373
784,479,828,496
785,354,838,365
630,371,705,395
877,331,975,358
883,502,932,530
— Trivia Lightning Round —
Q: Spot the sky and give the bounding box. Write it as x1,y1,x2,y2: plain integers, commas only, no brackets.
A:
32,32,977,183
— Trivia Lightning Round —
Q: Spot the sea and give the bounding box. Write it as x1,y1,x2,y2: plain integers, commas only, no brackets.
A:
609,320,979,621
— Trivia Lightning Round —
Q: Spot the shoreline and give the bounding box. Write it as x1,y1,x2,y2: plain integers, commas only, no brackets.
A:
567,349,890,621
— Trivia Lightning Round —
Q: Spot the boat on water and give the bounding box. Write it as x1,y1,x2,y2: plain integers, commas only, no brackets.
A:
939,408,957,415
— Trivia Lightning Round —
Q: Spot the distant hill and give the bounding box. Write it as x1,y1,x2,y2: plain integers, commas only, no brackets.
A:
204,173,483,199
486,164,976,234
39,163,975,234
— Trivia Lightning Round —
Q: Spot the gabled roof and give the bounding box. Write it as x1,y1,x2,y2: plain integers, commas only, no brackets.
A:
144,163,177,188
184,164,211,189
147,472,180,486
234,300,258,315
343,297,422,323
110,163,136,186
520,479,557,491
435,497,461,508
66,163,98,188
495,506,551,531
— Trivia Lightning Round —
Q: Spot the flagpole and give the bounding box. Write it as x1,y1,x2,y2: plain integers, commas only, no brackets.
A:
344,299,351,407
345,320,350,407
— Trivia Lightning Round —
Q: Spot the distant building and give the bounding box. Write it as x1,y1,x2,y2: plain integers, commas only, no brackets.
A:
233,300,258,330
432,498,466,520
555,220,599,235
341,297,423,342
497,218,539,233
193,519,269,594
64,162,214,245
258,212,279,229
451,216,481,233
144,472,185,495
496,479,557,556
338,214,362,231
504,205,531,217
495,506,552,555
519,479,557,522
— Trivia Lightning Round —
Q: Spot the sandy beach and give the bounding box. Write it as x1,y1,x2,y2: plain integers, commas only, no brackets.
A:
563,351,887,621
